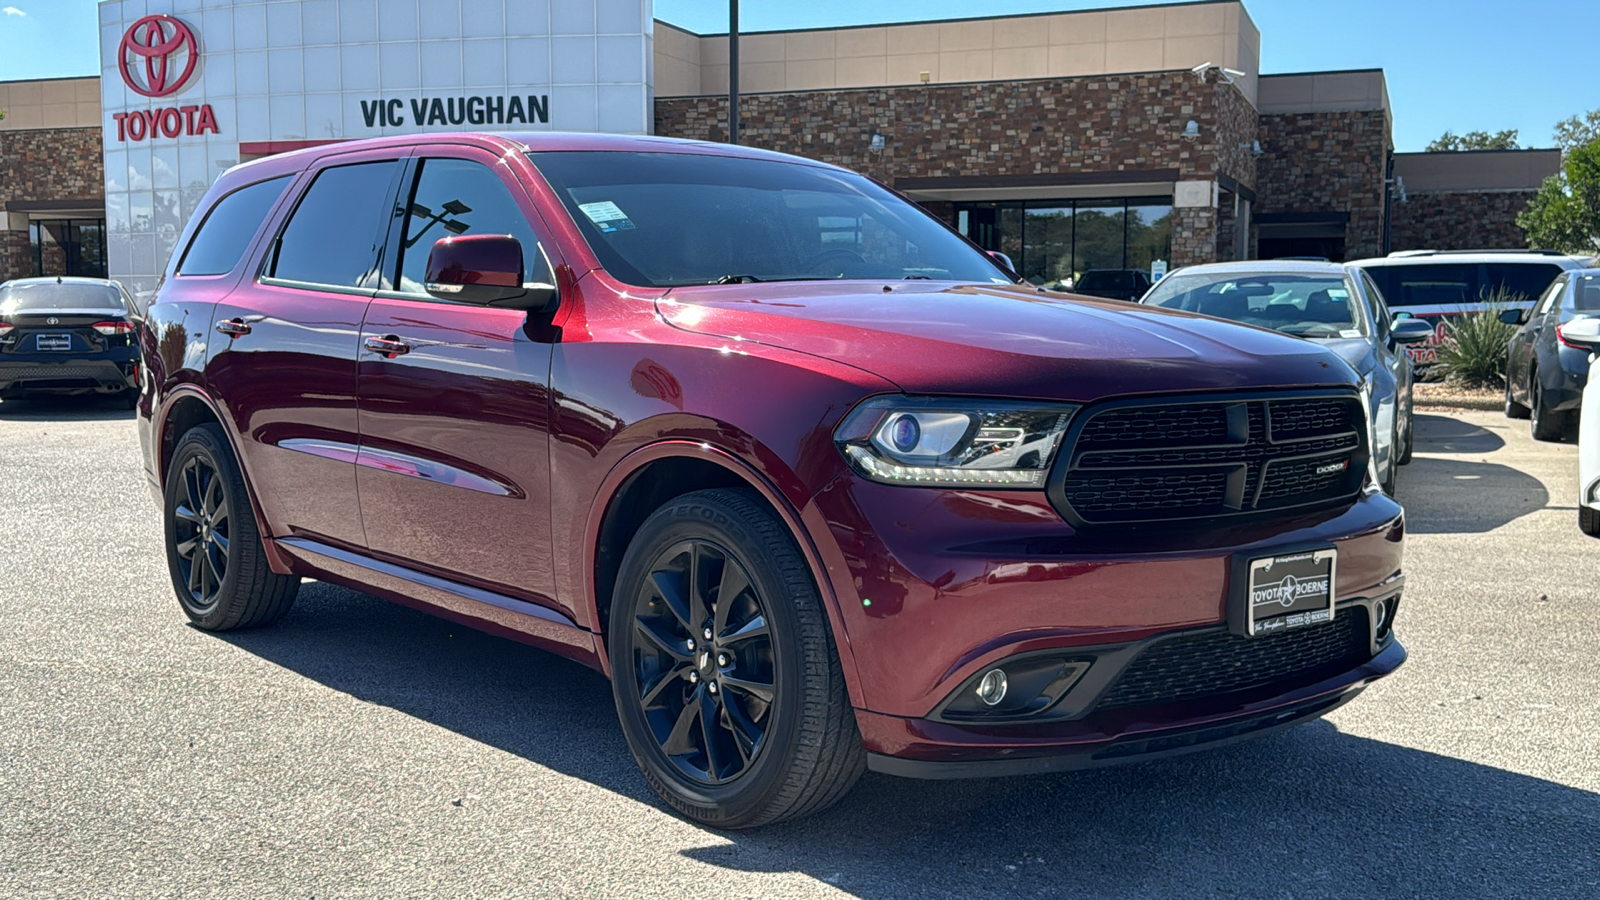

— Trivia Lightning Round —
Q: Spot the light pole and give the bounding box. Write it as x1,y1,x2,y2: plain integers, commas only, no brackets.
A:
728,0,739,144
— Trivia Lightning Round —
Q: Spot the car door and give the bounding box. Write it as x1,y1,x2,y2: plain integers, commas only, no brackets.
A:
203,152,406,549
1519,276,1568,402
1358,271,1407,442
355,148,563,608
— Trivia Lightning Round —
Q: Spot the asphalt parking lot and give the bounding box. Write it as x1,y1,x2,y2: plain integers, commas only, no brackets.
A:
1,397,1597,899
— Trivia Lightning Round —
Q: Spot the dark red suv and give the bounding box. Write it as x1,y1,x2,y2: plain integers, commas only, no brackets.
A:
135,133,1405,828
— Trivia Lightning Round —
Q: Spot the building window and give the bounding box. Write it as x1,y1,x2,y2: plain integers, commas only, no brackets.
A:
953,198,1172,288
29,219,109,279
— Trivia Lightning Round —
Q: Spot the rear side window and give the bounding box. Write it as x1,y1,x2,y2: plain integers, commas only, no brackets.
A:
266,161,400,290
1363,263,1475,307
1577,274,1600,311
1485,263,1564,305
177,176,290,276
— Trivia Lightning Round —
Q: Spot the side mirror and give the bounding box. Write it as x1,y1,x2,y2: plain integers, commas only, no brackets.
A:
987,251,1017,275
425,234,557,312
1391,318,1436,344
1497,308,1526,326
1557,317,1600,351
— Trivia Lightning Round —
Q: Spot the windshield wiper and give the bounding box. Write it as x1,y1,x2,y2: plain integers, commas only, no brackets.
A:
712,274,763,284
903,274,932,280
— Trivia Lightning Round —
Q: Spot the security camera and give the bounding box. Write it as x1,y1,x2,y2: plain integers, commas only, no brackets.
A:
1191,61,1214,75
1221,67,1246,80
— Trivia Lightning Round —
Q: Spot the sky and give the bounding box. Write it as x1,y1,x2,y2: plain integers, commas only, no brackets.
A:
0,0,1592,152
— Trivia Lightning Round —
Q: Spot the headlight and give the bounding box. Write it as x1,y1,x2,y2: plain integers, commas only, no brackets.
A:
834,396,1079,488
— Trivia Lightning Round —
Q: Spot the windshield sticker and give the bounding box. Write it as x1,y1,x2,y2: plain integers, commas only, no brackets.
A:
579,200,636,233
1340,329,1362,339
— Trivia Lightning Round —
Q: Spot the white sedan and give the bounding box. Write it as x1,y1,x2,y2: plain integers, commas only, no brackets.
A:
1559,317,1600,536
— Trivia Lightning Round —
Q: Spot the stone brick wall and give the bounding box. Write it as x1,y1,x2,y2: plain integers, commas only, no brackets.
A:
1389,190,1538,252
0,127,105,282
1256,110,1391,259
655,73,1258,265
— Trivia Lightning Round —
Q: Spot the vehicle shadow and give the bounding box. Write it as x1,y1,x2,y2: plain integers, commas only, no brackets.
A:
1398,454,1548,534
1411,413,1506,454
0,394,135,421
221,582,1600,900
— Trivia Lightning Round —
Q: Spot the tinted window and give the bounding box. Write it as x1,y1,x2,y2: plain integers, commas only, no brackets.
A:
177,176,290,276
529,151,1009,288
1485,263,1564,305
396,158,549,295
1143,272,1364,338
0,281,125,313
1363,263,1476,307
1359,271,1390,338
268,161,399,289
1577,273,1600,311
1077,270,1132,291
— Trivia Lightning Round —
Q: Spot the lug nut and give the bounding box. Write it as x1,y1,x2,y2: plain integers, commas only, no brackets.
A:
686,638,695,651
688,671,699,683
708,681,719,694
702,627,714,641
717,653,729,667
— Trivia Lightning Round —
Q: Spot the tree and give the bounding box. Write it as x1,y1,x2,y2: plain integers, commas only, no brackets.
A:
1426,129,1520,151
1518,138,1600,254
1554,109,1600,153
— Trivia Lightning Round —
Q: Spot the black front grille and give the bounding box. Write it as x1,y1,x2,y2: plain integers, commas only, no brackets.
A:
1096,608,1371,712
1053,393,1367,525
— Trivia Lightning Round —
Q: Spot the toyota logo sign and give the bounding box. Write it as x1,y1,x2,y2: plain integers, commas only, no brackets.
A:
118,15,199,99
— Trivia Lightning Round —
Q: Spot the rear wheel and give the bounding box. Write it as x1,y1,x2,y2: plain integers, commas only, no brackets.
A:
1581,506,1600,538
608,488,864,828
1530,377,1568,442
164,424,299,630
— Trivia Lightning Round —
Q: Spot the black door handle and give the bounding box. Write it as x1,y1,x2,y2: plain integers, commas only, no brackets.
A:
364,335,411,358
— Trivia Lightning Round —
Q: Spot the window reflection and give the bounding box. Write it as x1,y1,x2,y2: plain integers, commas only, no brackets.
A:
955,198,1173,288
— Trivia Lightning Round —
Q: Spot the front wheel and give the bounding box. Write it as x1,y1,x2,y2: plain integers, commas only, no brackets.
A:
1505,378,1530,419
164,424,299,630
1530,378,1568,442
1581,506,1600,538
608,488,864,828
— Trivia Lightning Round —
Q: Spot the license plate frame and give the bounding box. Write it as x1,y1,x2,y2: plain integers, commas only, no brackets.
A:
1231,548,1337,638
35,334,72,351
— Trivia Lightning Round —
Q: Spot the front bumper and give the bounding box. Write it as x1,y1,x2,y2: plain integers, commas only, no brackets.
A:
0,350,138,394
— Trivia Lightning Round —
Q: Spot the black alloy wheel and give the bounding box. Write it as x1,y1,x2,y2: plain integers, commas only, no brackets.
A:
609,488,864,828
631,539,776,784
163,424,299,630
173,452,232,612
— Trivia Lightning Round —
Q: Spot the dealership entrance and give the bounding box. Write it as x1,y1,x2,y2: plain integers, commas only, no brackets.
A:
953,198,1174,287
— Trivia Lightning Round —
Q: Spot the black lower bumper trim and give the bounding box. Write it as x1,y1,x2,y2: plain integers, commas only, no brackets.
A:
867,689,1360,780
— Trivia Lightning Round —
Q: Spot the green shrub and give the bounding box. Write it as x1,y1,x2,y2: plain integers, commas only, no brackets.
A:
1431,288,1523,388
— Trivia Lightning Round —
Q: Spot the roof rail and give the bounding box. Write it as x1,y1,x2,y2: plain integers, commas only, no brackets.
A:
1385,248,1569,258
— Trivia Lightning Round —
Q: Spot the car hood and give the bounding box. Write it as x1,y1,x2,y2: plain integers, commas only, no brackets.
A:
658,282,1360,401
1317,337,1376,379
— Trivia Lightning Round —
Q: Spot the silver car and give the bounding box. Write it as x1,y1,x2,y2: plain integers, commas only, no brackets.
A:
1140,260,1434,495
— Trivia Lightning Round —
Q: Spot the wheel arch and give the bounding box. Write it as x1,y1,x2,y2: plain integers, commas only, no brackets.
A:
585,440,863,705
155,386,289,575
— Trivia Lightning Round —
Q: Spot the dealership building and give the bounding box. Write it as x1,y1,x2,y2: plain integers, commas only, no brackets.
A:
0,0,1562,295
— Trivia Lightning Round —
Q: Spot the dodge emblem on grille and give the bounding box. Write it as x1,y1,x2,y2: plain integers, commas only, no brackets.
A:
1315,460,1349,476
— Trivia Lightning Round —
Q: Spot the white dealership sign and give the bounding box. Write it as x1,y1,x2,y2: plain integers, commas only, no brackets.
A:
98,0,654,297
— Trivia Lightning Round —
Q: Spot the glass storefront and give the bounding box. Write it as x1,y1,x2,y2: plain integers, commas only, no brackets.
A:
29,219,109,279
955,198,1172,288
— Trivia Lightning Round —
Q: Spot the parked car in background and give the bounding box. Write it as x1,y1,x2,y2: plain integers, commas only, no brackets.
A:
1554,317,1600,535
0,276,141,407
136,133,1406,828
1070,267,1154,301
1140,260,1433,495
1501,269,1600,440
1349,250,1583,365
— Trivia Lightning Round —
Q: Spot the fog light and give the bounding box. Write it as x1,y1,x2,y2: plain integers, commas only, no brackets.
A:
976,668,1008,706
1373,599,1392,639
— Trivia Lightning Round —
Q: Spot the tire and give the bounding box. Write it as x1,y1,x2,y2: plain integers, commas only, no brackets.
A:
1380,423,1399,497
163,423,299,630
1530,377,1568,442
608,488,864,828
1396,395,1414,467
122,388,139,410
1505,378,1530,419
1581,506,1600,538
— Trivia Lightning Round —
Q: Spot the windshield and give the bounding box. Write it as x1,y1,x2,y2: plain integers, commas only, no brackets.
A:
0,282,125,314
528,151,1013,288
1142,272,1365,338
